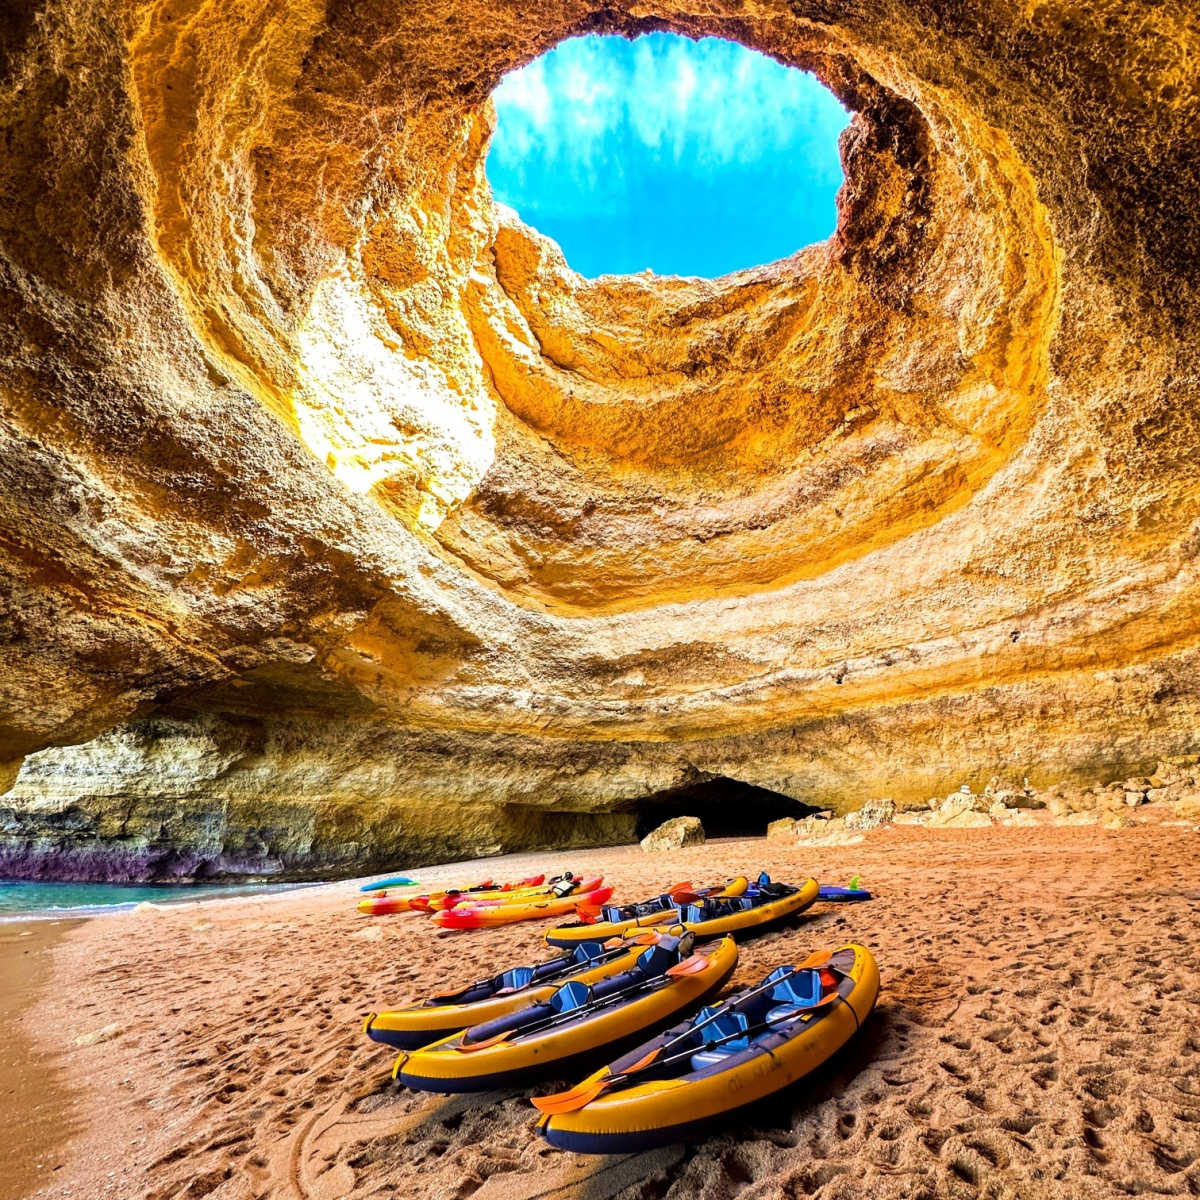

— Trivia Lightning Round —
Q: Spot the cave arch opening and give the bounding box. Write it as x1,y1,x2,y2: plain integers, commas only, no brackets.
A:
486,32,850,278
624,777,825,840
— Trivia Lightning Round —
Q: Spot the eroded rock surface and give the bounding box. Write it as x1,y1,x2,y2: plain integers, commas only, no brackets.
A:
640,816,705,853
1,1,1198,877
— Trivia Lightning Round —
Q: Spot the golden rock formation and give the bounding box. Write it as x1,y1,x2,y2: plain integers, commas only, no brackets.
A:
1,0,1197,876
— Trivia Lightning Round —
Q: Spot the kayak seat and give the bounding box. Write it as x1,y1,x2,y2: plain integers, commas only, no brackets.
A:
770,970,823,1008
632,943,679,979
570,941,607,964
690,1008,751,1072
549,980,592,1014
751,876,795,900
602,891,679,924
495,965,535,994
765,1003,809,1026
586,941,685,1002
685,895,757,923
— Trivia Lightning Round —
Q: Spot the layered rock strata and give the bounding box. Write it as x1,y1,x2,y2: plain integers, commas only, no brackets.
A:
767,756,1200,846
1,1,1197,877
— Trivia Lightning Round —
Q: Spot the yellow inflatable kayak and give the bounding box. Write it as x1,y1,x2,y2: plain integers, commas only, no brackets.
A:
432,881,612,929
424,872,585,912
545,877,749,947
545,874,818,948
357,872,559,916
391,932,738,1092
535,943,879,1152
363,934,655,1051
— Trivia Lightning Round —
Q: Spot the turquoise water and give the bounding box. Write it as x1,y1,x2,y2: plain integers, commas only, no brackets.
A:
0,879,317,919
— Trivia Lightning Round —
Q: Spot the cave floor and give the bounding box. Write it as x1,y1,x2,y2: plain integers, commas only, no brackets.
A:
12,823,1200,1200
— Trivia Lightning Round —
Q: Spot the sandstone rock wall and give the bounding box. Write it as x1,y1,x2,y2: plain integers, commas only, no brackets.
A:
1,1,1197,877
0,709,636,880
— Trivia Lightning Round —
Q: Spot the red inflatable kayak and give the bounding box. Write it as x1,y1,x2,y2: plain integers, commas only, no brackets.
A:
432,884,615,930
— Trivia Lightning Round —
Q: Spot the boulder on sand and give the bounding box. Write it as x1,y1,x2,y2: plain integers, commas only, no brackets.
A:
766,817,800,840
926,791,992,827
640,816,705,852
845,797,896,831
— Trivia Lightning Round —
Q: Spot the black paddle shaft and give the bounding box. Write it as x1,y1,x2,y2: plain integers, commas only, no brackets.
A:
597,997,836,1097
465,958,696,1046
518,974,672,1038
438,943,621,1002
641,956,844,1064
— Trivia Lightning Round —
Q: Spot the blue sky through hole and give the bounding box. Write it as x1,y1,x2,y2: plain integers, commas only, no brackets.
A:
487,34,850,278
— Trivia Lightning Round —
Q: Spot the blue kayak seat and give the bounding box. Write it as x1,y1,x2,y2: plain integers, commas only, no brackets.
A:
602,905,625,923
495,965,535,993
757,871,771,886
770,969,823,1008
633,943,678,979
549,980,592,1014
689,1007,752,1072
765,1003,811,1027
656,932,689,956
571,941,606,964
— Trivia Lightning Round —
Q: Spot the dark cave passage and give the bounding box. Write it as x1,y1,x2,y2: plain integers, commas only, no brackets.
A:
626,776,824,839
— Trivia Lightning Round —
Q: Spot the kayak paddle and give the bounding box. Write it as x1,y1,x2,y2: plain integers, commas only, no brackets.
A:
532,949,836,1114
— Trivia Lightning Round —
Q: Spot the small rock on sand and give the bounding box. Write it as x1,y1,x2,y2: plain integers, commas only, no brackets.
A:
640,816,704,851
993,789,1044,810
75,1023,124,1047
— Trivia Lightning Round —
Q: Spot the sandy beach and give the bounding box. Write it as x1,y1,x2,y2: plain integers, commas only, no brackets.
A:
8,821,1200,1200
1,919,83,1200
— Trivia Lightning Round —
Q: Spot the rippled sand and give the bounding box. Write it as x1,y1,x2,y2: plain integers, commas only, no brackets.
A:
14,820,1200,1199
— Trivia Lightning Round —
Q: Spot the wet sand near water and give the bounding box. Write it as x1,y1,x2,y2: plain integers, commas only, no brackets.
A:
0,920,83,1200
11,823,1200,1199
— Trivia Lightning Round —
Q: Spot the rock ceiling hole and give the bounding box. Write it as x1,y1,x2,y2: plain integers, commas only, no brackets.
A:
486,33,849,278
122,9,1058,618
